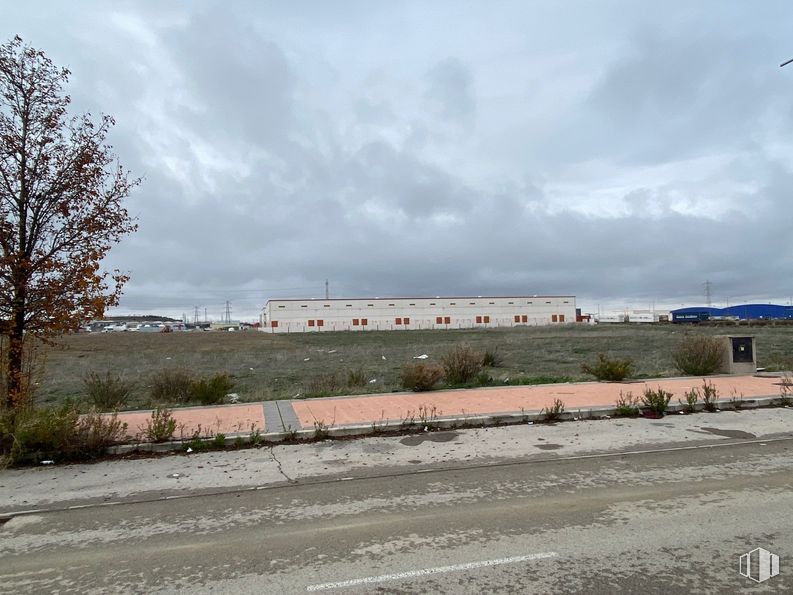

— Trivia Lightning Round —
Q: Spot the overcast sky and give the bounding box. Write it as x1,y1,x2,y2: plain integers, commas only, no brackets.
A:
6,1,793,319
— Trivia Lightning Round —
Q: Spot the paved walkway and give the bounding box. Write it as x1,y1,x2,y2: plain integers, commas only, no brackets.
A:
114,374,787,440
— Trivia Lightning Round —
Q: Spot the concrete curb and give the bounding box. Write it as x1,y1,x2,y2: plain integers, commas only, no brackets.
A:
106,394,790,456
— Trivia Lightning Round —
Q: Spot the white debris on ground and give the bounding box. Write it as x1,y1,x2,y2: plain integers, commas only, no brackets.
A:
413,354,429,359
226,393,240,404
368,379,377,384
327,350,337,354
381,355,386,360
303,357,310,361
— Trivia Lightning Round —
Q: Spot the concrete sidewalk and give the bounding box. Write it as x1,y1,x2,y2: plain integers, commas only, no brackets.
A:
114,374,788,442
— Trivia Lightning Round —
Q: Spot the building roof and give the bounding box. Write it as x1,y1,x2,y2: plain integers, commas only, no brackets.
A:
265,294,575,305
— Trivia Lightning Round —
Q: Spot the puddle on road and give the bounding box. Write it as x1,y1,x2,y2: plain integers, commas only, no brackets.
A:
693,427,757,439
400,432,459,447
535,443,563,450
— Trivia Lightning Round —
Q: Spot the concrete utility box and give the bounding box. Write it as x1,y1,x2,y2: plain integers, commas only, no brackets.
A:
715,336,756,374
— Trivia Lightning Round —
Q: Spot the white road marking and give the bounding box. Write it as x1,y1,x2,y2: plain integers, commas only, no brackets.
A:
305,552,558,591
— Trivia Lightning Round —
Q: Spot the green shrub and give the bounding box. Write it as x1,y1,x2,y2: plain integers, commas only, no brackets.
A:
482,347,504,368
672,336,725,376
441,345,483,385
151,368,194,404
641,387,673,416
0,403,127,465
144,407,177,442
614,390,640,417
83,371,132,411
581,353,633,381
190,372,234,405
400,362,444,391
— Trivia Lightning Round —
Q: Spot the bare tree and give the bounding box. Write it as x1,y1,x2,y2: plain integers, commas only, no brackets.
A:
0,36,139,409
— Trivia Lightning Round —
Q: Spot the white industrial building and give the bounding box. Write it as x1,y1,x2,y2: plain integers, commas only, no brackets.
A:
259,295,576,333
595,309,670,324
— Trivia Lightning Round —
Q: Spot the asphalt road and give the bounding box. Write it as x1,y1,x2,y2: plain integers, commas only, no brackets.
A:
2,434,791,594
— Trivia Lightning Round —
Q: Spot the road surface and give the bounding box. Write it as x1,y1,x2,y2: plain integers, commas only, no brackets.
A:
2,410,792,593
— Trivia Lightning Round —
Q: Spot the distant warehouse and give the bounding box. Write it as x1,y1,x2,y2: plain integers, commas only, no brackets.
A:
260,295,576,333
671,304,793,323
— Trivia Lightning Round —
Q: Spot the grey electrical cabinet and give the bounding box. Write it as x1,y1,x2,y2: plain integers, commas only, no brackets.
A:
716,336,756,374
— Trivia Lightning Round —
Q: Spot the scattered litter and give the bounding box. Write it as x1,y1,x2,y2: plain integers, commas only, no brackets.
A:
423,426,428,432
293,393,301,398
168,473,181,479
327,350,337,354
226,393,240,404
715,409,721,412
165,357,171,360
368,378,377,384
186,448,193,454
413,354,429,360
249,367,254,371
381,355,387,360
603,415,611,419
679,411,686,415
304,357,311,362
41,460,54,465
527,421,533,425
504,378,510,383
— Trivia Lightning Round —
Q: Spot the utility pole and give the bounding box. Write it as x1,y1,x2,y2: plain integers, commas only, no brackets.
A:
704,280,712,307
325,279,329,300
204,307,207,323
224,301,232,324
193,306,199,324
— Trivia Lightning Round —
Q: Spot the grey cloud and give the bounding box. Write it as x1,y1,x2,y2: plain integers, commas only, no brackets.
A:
6,1,793,318
424,57,475,124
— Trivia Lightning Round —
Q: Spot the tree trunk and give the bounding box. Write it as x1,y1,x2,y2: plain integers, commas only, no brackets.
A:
5,293,26,410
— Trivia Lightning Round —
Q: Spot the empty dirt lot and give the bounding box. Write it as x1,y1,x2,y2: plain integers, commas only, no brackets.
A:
32,323,793,408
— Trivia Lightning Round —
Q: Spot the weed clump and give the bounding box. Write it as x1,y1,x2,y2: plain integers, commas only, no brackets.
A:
441,345,483,385
190,373,234,405
144,407,177,442
614,391,640,417
151,368,194,404
672,336,724,376
541,398,565,422
346,368,369,388
83,371,132,411
581,354,633,381
304,373,341,397
482,347,504,368
150,369,235,405
701,379,718,411
680,388,699,413
400,362,444,392
641,387,673,416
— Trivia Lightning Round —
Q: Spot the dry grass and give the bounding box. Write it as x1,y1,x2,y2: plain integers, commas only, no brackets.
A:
30,323,793,408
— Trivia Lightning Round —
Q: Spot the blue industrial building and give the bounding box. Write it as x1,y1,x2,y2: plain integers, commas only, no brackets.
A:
671,304,793,323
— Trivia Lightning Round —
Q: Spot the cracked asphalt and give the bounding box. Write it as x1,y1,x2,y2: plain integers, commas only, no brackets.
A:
1,408,792,593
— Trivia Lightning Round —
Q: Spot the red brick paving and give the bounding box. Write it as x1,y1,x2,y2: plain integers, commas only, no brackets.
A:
290,375,783,428
114,375,783,439
117,403,264,441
